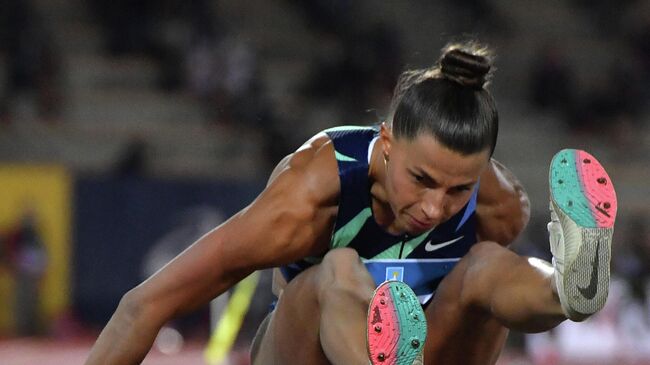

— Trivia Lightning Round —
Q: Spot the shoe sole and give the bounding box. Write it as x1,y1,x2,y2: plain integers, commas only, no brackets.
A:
549,149,617,320
367,281,426,365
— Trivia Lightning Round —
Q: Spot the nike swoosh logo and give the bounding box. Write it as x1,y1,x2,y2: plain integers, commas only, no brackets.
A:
424,236,464,252
577,240,600,300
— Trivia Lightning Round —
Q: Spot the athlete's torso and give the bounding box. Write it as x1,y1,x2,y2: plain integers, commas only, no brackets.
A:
280,126,480,304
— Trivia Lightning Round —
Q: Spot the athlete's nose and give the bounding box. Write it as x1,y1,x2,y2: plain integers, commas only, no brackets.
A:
421,190,445,223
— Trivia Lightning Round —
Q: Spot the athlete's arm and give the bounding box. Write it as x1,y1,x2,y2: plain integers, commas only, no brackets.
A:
475,159,530,246
85,134,339,365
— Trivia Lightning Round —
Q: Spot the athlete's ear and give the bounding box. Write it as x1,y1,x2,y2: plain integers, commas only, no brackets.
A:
380,122,393,161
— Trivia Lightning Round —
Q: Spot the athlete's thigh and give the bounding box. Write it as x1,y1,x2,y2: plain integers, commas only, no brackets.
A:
252,265,330,365
422,253,509,365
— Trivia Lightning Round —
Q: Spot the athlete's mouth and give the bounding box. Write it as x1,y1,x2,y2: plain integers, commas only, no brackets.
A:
408,215,434,231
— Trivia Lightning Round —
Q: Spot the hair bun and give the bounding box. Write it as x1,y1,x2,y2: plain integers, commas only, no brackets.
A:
439,42,494,90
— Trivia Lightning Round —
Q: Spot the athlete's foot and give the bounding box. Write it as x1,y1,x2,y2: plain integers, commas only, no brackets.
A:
367,281,426,365
548,149,617,321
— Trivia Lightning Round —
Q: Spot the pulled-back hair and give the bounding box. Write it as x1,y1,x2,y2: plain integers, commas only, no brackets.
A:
388,41,498,156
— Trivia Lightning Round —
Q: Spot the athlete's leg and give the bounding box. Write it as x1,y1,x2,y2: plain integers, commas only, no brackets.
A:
252,247,376,365
421,148,617,364
249,311,271,361
422,241,565,365
418,150,617,364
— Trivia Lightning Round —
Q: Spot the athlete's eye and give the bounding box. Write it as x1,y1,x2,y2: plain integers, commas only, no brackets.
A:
412,173,425,182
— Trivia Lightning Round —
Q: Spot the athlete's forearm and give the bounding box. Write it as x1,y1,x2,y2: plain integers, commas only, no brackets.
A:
85,291,163,365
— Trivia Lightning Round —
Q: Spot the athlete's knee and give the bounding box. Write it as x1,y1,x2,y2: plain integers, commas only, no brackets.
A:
320,248,369,281
466,241,516,266
322,247,362,266
459,241,516,306
317,248,374,304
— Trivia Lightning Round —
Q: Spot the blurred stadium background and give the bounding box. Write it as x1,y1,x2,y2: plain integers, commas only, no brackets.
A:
0,0,649,364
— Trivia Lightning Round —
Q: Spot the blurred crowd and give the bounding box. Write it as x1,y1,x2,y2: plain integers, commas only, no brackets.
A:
528,1,650,149
0,209,48,336
0,0,63,124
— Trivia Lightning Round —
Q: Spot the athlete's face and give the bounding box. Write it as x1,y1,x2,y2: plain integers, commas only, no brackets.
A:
380,125,491,235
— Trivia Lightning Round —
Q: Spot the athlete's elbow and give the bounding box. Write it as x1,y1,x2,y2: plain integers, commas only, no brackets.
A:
117,287,168,331
86,287,170,365
113,289,147,331
502,192,530,244
518,190,531,228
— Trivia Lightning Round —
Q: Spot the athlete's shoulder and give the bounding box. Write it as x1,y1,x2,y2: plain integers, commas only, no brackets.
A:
266,130,340,207
323,125,377,134
322,125,378,143
269,125,376,179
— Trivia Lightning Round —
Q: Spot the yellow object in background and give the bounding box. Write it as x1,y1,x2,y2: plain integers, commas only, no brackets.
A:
205,271,260,364
0,165,71,334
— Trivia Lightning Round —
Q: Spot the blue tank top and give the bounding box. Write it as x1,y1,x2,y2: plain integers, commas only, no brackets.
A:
280,126,479,304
